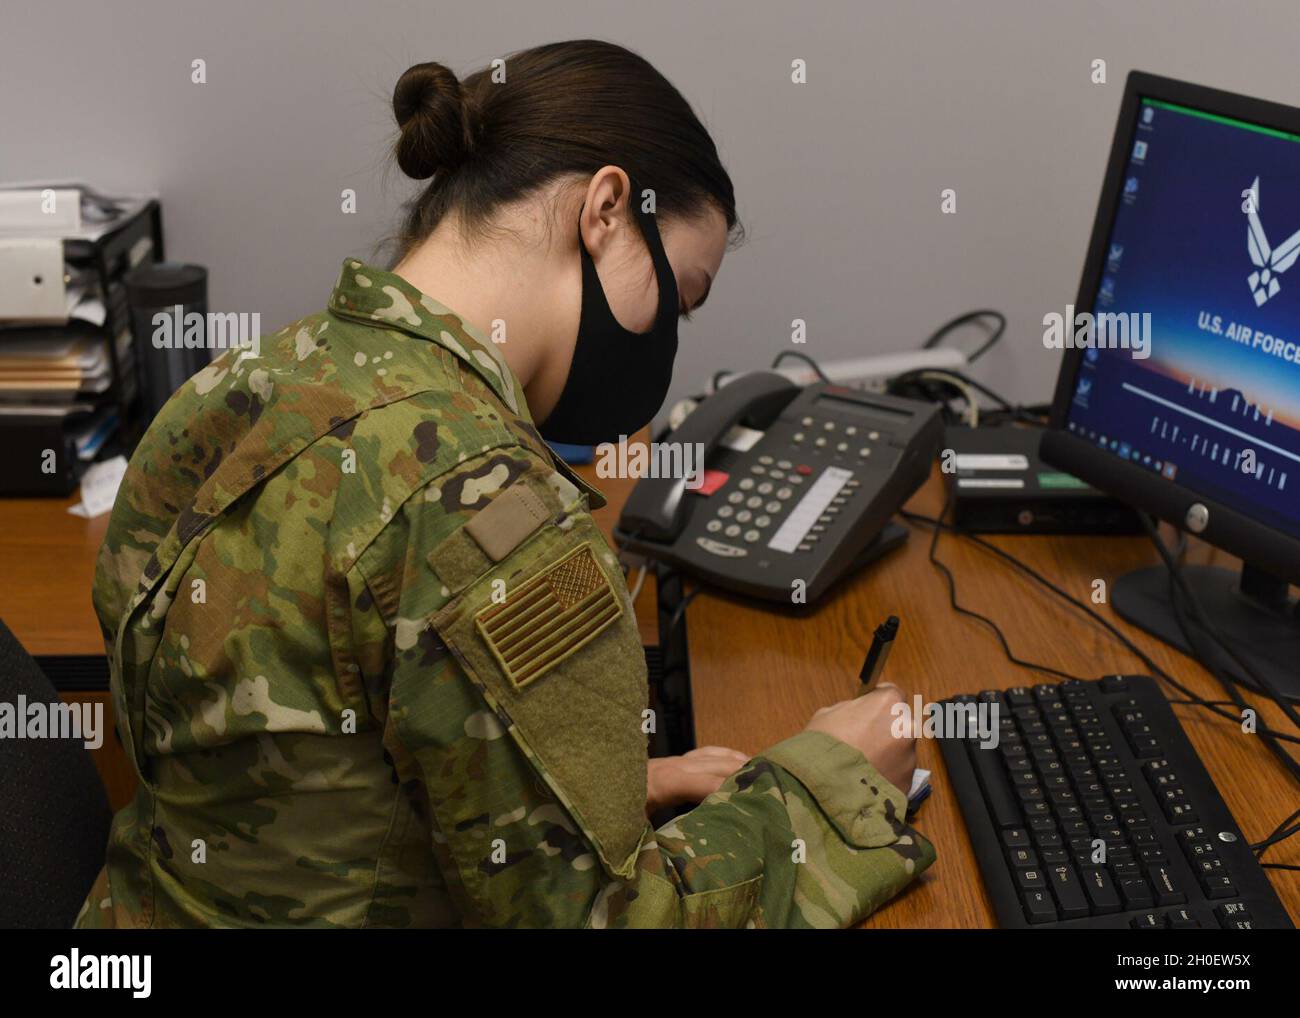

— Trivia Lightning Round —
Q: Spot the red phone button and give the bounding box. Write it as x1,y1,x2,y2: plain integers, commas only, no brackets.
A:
689,469,730,495
796,464,813,475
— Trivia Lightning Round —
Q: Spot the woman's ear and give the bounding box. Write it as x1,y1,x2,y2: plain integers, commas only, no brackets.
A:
577,165,633,258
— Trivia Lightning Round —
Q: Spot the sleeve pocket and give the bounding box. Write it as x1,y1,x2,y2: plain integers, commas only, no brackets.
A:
432,518,650,880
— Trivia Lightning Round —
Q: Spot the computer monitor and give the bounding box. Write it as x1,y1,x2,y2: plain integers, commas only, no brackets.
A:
1041,71,1300,700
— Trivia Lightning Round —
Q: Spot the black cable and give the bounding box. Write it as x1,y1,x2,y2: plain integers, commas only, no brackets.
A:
1153,539,1300,827
921,309,1007,363
918,491,1090,683
1145,518,1300,829
666,585,701,641
770,350,830,384
1143,515,1300,736
902,503,1300,858
1253,807,1300,855
887,368,1048,428
899,507,1300,748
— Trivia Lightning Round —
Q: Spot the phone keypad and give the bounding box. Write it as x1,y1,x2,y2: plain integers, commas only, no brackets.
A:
702,465,860,552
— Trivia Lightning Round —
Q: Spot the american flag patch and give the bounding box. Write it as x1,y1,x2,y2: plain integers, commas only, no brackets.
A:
474,544,623,689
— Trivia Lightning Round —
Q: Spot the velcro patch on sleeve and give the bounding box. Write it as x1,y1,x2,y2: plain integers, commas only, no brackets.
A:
464,482,551,562
474,544,623,690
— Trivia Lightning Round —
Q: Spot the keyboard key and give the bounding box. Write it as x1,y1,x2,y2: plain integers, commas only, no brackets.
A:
1214,902,1251,929
1048,865,1089,920
1166,907,1202,929
1008,847,1038,869
1131,911,1162,929
1079,866,1121,914
1016,868,1047,890
1202,875,1237,899
1118,877,1154,910
1146,863,1186,905
1021,888,1058,924
968,743,1021,829
1001,828,1029,848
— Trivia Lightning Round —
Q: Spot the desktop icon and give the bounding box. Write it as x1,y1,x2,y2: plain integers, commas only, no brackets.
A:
1107,244,1124,271
1132,140,1148,162
1125,176,1140,196
1162,461,1177,480
1142,106,1155,125
1099,277,1117,302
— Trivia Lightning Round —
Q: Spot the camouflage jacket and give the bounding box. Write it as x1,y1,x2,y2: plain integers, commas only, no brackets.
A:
76,259,935,929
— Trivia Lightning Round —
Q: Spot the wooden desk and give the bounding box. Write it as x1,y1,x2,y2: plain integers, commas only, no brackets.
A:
686,465,1300,926
0,494,108,656
0,495,135,807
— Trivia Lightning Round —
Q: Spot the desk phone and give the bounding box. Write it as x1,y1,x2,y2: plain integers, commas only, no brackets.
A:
615,371,942,604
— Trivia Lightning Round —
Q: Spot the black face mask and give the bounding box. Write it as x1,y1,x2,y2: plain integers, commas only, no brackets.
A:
538,191,680,445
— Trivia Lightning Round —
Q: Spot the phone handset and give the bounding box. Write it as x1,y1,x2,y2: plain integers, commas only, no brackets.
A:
618,371,799,542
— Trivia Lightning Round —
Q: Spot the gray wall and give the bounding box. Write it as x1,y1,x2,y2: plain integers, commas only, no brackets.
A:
5,0,1300,414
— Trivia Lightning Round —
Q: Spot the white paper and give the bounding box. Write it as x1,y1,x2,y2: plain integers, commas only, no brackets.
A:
67,455,127,518
908,767,931,801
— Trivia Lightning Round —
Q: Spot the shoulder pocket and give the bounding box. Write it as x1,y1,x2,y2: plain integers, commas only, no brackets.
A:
431,517,648,879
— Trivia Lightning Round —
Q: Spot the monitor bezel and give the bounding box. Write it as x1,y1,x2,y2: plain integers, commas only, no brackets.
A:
1042,70,1300,584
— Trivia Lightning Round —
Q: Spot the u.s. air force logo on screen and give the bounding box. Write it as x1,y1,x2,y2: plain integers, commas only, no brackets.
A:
1246,176,1300,306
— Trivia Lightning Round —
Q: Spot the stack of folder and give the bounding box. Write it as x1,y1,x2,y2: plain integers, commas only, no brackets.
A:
0,185,157,494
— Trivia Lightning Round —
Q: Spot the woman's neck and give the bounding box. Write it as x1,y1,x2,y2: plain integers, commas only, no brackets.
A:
392,209,580,424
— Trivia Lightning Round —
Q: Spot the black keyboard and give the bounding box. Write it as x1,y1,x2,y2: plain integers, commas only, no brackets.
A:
938,675,1294,929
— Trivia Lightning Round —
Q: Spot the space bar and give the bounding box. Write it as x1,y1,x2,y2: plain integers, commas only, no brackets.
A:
967,742,1022,829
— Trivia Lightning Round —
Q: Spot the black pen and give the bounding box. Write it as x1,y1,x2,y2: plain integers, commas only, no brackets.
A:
858,615,899,694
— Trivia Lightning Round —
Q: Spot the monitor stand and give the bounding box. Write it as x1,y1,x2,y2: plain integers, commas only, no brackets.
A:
1112,562,1300,702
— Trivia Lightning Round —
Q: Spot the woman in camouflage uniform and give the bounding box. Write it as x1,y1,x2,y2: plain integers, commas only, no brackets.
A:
80,39,930,929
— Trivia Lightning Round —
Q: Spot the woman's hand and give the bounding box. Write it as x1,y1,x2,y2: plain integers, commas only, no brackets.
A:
646,746,751,816
803,681,917,796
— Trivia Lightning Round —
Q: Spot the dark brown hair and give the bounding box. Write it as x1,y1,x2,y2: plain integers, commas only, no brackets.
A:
391,40,738,252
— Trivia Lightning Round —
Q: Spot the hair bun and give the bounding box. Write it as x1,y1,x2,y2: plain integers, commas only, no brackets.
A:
392,62,473,180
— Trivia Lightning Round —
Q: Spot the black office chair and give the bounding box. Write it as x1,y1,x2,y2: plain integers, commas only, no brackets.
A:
0,617,112,928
